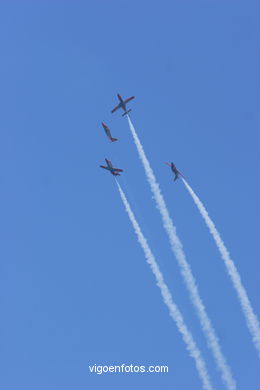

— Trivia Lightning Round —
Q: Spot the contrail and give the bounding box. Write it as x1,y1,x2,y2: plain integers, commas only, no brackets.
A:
182,178,260,357
116,180,214,390
126,116,236,390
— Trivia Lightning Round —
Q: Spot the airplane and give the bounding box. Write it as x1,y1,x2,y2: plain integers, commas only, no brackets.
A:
165,162,186,181
111,94,135,116
100,159,123,176
102,122,118,142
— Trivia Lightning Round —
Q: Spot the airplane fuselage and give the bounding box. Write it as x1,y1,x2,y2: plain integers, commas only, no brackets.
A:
117,94,126,111
171,163,178,174
170,163,180,180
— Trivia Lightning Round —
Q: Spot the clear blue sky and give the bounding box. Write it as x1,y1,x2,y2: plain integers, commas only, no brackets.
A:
0,1,259,389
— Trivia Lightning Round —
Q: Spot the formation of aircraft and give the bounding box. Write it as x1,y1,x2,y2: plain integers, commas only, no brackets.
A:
100,94,185,182
100,93,134,176
111,94,135,116
102,122,118,142
165,162,186,181
100,159,123,176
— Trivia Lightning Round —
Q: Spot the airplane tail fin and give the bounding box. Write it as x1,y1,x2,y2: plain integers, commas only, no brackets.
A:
111,138,118,142
122,109,132,117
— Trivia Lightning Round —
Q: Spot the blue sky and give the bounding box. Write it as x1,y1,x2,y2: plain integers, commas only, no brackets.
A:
0,1,259,389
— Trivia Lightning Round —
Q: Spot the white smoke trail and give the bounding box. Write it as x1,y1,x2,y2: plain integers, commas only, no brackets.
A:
182,178,260,356
126,116,236,390
116,180,214,390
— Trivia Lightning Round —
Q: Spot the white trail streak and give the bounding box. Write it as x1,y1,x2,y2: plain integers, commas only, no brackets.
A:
126,116,236,390
116,181,214,390
182,178,260,356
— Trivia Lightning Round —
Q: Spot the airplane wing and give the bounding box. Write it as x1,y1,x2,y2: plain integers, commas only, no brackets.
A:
111,104,120,113
104,159,123,173
100,165,110,170
124,96,135,104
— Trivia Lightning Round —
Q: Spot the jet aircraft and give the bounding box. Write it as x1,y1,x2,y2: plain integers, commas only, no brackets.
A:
102,122,118,142
100,159,123,176
111,94,135,116
165,162,186,181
